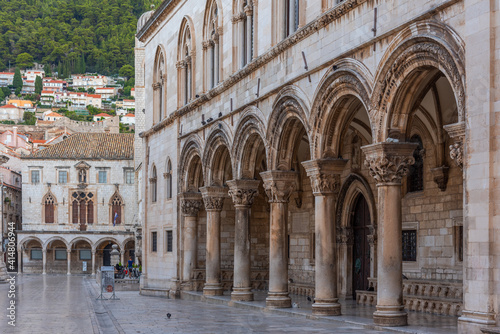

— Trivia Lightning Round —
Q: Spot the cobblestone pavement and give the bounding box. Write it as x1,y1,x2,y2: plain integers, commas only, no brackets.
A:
0,275,459,334
0,275,393,334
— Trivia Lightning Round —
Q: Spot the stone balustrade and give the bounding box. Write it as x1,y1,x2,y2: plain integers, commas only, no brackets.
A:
357,279,463,316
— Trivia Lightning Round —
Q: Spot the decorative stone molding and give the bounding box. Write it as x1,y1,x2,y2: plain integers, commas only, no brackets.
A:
449,143,463,170
431,166,449,191
361,142,418,185
152,82,161,90
176,60,186,69
202,40,210,50
302,159,347,196
443,122,465,170
226,179,260,207
148,177,157,183
337,227,354,245
180,192,203,217
260,171,298,203
200,186,226,211
244,5,253,16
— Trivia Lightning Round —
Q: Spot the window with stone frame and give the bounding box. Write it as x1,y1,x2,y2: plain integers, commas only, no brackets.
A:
31,170,40,184
455,225,463,262
166,230,173,252
402,229,417,262
178,21,193,106
98,170,107,184
55,249,67,260
408,134,424,193
30,249,42,260
284,0,299,38
153,47,166,123
111,193,123,225
206,0,221,87
125,169,134,184
44,193,55,223
80,250,91,260
72,200,79,224
58,170,68,184
152,231,158,252
87,200,94,224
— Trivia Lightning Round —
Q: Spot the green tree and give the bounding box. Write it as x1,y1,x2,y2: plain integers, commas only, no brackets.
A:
57,62,63,78
119,65,134,80
35,76,43,95
1,87,10,98
44,63,52,77
13,68,22,90
0,88,4,102
23,111,37,125
15,53,34,69
88,87,95,94
0,60,5,71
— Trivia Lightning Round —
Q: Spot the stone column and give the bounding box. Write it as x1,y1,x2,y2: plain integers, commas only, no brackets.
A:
213,34,220,85
181,193,203,283
227,179,260,301
244,5,253,64
91,250,96,276
200,186,226,296
17,249,22,274
120,250,125,266
362,142,417,327
260,170,297,308
302,158,347,315
67,249,71,275
42,249,47,275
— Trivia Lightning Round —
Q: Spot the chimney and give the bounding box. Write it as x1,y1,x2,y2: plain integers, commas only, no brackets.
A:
13,126,17,148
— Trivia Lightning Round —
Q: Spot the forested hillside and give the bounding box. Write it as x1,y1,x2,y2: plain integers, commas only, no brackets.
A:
0,0,162,75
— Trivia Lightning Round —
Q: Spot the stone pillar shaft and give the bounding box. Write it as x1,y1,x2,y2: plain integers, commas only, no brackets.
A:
228,179,259,301
67,250,71,275
181,193,203,284
214,39,219,85
201,186,226,296
91,251,96,276
362,142,417,327
261,171,297,308
302,158,347,316
42,250,47,275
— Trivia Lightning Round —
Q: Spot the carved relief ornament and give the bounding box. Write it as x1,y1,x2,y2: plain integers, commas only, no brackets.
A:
227,180,260,207
181,199,203,216
200,186,226,211
260,171,298,204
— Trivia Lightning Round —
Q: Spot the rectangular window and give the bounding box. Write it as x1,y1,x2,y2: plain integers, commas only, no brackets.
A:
125,170,134,184
166,230,173,252
58,171,68,184
30,249,43,260
98,171,107,184
402,230,417,262
152,232,157,252
55,249,67,260
79,250,91,260
455,225,463,262
31,170,40,184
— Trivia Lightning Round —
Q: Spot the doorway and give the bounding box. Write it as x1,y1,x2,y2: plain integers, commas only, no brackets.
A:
103,243,112,266
352,195,370,299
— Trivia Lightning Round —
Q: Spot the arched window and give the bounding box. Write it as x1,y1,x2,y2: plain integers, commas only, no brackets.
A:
233,0,254,69
205,1,221,89
178,20,194,106
44,193,55,224
110,193,123,225
72,200,79,224
408,134,424,193
166,159,173,199
151,166,157,202
87,200,94,224
153,47,166,123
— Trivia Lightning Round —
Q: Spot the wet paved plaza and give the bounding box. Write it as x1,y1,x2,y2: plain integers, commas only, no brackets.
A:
0,275,457,334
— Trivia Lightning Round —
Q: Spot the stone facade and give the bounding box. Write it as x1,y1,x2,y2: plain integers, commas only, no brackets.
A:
136,1,500,332
19,133,135,275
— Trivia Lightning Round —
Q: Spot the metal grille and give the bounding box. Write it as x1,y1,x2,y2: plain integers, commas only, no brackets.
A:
402,230,417,261
152,232,157,252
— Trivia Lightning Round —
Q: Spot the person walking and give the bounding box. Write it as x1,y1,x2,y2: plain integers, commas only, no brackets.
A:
127,257,133,278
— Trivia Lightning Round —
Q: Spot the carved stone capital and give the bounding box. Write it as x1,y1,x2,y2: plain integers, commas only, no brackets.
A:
181,193,203,217
227,179,260,207
200,186,226,211
337,227,354,245
176,60,186,69
148,177,157,183
260,171,298,203
202,40,210,49
244,4,253,16
443,122,465,170
361,142,418,185
302,159,347,196
431,166,449,191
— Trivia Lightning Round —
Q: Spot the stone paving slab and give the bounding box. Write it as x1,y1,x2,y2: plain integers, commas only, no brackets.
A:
0,275,458,334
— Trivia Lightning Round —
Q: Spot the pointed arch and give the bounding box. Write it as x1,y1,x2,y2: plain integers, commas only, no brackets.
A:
310,58,373,160
203,0,223,89
180,134,205,193
177,16,197,107
109,190,124,225
267,86,311,170
372,20,465,142
232,106,268,179
153,45,167,124
42,190,57,224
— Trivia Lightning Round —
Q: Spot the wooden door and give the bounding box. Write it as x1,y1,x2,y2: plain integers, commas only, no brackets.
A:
352,195,370,299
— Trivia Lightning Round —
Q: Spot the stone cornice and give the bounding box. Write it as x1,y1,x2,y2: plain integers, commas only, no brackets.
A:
138,0,460,140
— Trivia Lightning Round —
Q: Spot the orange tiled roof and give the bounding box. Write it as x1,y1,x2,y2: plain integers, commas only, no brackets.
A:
95,113,111,117
123,113,135,117
24,133,133,160
0,105,17,108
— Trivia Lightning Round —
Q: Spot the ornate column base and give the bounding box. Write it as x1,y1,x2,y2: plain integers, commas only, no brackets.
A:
231,287,253,301
266,291,291,308
312,299,341,316
373,306,407,326
203,283,223,296
458,310,496,333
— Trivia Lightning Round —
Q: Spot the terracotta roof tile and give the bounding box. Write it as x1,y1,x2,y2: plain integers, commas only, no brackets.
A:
24,133,133,160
